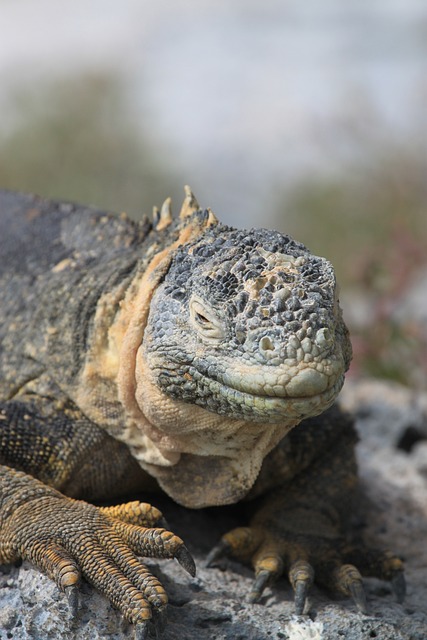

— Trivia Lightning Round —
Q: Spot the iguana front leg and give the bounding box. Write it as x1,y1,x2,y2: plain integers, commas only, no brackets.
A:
0,400,195,636
207,406,405,614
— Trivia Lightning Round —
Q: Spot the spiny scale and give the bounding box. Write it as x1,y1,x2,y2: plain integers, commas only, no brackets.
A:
179,185,200,219
152,185,218,230
156,197,173,231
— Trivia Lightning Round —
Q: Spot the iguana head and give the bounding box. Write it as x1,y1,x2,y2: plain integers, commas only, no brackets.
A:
118,189,352,507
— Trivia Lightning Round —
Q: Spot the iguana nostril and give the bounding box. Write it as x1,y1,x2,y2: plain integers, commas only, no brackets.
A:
259,336,275,351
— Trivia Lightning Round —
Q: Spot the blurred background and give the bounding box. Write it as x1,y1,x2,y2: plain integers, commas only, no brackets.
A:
0,0,426,386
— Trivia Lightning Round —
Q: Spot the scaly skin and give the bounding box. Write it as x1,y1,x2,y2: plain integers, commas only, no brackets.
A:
0,188,404,634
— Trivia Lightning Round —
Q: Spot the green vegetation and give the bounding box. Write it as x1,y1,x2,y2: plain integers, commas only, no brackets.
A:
0,74,176,217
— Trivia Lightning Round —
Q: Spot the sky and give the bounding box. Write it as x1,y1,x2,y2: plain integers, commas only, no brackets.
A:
0,0,426,224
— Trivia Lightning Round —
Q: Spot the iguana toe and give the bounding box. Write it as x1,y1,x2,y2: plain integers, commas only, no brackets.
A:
248,570,272,603
332,564,368,614
341,544,405,604
289,560,314,615
99,501,164,528
205,526,263,568
31,540,81,591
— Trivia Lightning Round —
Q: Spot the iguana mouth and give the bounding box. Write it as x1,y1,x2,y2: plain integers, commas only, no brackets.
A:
211,360,342,396
173,355,347,422
188,367,345,422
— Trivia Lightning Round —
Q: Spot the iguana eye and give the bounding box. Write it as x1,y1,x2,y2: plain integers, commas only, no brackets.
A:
189,295,224,340
195,311,209,325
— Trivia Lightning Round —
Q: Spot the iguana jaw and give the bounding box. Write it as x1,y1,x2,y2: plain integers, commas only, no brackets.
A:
152,356,346,423
114,348,343,508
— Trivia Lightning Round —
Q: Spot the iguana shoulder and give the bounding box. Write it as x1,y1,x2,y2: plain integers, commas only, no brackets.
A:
0,190,144,398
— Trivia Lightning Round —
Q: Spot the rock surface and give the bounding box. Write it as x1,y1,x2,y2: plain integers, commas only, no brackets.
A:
1,378,427,640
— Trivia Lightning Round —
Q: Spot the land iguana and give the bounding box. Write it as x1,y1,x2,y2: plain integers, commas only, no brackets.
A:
0,187,405,638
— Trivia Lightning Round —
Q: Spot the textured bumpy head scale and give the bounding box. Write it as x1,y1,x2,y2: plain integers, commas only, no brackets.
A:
143,204,351,419
126,188,352,506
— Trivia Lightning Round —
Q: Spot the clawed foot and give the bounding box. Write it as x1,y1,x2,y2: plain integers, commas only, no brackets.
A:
63,502,195,629
0,475,195,634
206,525,405,615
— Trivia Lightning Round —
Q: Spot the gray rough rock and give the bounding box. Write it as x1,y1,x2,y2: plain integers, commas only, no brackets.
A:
1,378,427,640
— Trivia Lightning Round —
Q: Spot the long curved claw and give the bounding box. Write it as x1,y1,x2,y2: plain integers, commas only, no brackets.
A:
348,579,368,614
289,560,314,616
392,572,406,603
334,564,368,614
293,580,310,615
64,584,79,618
157,516,170,531
175,545,196,577
152,607,167,635
134,621,149,640
205,539,231,568
248,570,271,603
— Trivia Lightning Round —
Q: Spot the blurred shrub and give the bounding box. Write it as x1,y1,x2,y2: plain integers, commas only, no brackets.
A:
277,148,427,286
0,73,176,217
275,141,427,387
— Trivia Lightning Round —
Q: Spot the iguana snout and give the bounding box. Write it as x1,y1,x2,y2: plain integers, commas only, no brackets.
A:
139,221,351,420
